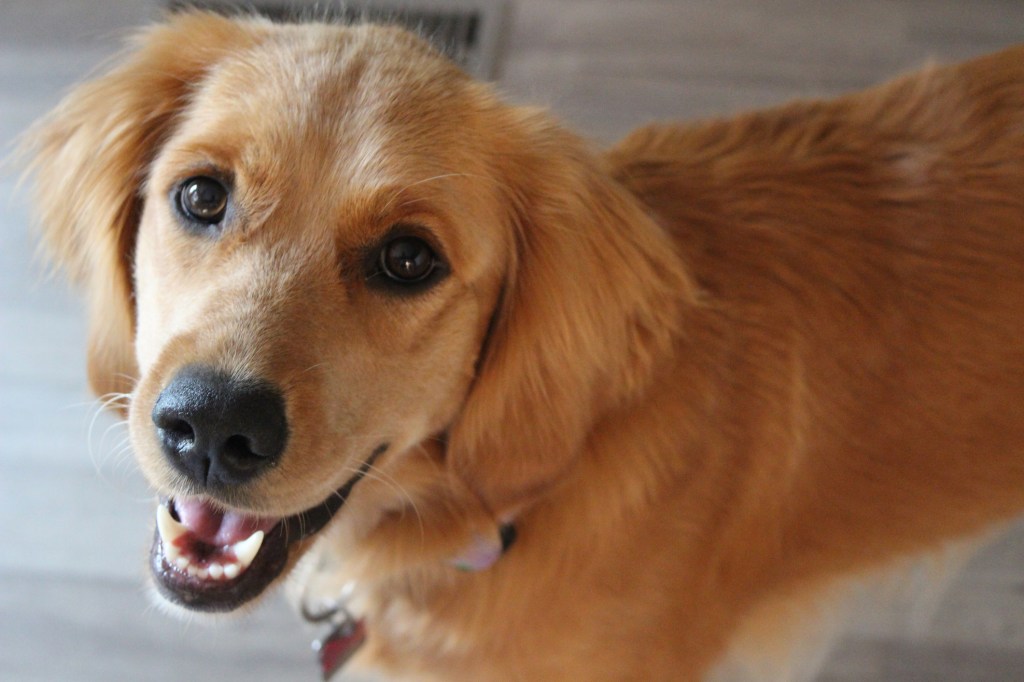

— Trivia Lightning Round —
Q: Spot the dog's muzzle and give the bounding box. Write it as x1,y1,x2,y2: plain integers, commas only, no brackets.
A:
148,444,388,611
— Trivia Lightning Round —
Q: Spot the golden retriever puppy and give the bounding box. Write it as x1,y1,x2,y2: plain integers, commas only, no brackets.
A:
25,11,1024,681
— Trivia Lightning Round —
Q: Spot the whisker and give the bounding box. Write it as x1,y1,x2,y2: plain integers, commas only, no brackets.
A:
329,453,429,543
301,362,328,375
112,373,139,389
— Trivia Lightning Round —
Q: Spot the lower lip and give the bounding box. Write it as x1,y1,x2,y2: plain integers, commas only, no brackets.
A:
150,522,290,611
150,443,389,611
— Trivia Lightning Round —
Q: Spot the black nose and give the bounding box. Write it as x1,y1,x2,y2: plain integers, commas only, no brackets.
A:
151,365,288,489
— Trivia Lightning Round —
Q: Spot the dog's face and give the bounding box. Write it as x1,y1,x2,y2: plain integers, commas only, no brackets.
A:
127,23,511,608
29,13,686,612
132,25,509,518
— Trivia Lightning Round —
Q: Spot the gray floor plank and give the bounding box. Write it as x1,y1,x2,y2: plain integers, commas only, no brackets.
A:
0,570,347,682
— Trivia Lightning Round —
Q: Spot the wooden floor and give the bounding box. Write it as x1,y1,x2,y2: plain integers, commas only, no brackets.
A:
1,1,1023,680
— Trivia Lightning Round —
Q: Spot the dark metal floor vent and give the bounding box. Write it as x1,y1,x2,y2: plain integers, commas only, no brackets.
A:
167,0,506,79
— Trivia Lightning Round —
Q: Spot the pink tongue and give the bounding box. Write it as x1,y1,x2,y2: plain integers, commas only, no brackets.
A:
174,497,279,546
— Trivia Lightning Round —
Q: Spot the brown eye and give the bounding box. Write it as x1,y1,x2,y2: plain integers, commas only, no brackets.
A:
178,176,228,224
379,236,437,283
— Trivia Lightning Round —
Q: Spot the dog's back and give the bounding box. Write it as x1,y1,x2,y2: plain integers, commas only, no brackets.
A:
603,46,1024,675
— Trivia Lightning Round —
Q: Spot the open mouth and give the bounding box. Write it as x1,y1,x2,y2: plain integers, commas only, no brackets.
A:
150,445,386,612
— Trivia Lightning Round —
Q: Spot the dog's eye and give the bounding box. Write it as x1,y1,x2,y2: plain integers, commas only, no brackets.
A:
379,236,438,283
178,176,228,224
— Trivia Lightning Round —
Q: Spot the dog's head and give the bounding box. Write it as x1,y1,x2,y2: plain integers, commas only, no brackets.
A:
27,13,688,612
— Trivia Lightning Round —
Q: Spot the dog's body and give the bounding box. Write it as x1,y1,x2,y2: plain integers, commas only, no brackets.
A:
26,12,1024,681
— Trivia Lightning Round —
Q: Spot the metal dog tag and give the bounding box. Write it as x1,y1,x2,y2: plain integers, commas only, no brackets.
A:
313,614,366,681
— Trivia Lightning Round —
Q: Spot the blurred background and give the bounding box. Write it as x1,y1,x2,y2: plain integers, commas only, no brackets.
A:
2,1,1024,680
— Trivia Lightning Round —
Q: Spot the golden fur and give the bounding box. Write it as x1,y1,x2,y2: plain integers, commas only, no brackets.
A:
26,12,1024,680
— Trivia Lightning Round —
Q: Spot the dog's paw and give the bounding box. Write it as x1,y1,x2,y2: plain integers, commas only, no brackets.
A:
315,442,507,582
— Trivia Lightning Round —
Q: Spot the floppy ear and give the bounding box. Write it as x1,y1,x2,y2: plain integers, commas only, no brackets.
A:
24,12,268,402
447,111,697,517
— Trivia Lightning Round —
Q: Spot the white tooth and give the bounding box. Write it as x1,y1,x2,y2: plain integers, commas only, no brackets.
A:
208,563,224,580
196,567,209,580
223,563,240,579
231,530,264,569
175,556,190,571
164,543,180,561
187,565,199,577
156,504,188,546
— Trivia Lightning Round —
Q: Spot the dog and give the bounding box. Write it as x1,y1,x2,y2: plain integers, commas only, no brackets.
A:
25,11,1024,681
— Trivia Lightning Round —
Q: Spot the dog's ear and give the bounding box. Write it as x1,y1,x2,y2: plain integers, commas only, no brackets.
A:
24,13,267,402
447,111,697,517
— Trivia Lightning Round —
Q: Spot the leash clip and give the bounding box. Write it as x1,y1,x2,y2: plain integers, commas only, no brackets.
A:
303,582,366,680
